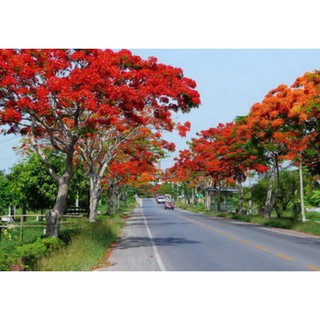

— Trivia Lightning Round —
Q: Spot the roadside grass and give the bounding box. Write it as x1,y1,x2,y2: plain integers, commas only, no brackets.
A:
0,226,44,253
176,201,320,237
37,215,124,271
1,198,136,271
293,222,320,236
36,199,136,271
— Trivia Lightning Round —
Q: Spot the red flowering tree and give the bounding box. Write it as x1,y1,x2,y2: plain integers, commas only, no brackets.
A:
289,71,320,173
103,134,161,214
0,49,200,236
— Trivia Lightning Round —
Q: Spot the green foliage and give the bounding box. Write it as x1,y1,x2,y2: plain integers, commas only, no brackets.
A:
68,162,89,206
0,171,12,214
250,177,269,212
154,183,179,199
262,218,296,229
37,216,124,271
3,152,89,214
40,236,65,253
305,211,320,222
250,168,312,217
14,237,65,270
293,221,320,236
0,252,17,271
14,240,48,270
232,214,251,222
274,170,300,216
0,236,65,271
306,190,320,207
7,153,58,212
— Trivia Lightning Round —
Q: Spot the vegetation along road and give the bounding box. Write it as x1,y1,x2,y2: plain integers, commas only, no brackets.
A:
104,199,320,271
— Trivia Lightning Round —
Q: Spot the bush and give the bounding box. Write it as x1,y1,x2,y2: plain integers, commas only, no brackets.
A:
262,218,296,230
0,252,16,271
306,190,320,207
14,240,48,270
232,214,251,222
0,236,66,271
40,237,64,253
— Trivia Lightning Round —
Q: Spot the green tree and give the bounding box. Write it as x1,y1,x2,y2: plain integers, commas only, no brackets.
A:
0,171,12,215
8,153,89,215
8,154,59,215
251,168,310,218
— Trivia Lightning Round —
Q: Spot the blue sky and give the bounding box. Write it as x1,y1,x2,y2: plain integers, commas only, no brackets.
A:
1,49,320,171
134,49,320,168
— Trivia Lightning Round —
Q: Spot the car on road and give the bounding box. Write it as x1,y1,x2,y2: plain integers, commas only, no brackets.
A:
164,200,175,210
156,195,166,204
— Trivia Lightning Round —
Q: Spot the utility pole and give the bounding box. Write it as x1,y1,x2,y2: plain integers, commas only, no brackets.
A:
299,163,306,222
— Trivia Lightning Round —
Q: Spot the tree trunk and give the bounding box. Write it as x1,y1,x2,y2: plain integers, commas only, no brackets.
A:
263,162,277,218
185,187,191,205
46,179,69,237
89,175,102,222
106,187,113,215
216,185,222,212
237,181,244,214
205,190,212,211
112,187,120,213
299,163,306,222
122,191,127,207
191,188,195,205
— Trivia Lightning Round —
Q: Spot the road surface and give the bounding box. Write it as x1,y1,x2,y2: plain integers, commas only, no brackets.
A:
103,198,320,271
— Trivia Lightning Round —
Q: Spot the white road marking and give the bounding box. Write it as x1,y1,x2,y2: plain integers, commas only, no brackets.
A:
141,206,166,271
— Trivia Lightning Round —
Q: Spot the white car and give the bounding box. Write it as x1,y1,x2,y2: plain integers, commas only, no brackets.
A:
156,196,166,204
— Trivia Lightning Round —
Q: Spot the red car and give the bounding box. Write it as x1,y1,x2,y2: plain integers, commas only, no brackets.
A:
164,200,175,210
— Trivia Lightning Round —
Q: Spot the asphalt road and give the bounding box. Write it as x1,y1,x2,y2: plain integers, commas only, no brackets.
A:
103,198,320,271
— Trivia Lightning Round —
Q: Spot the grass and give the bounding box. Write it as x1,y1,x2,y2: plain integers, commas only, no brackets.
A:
0,226,44,253
37,215,125,271
176,201,320,237
293,222,320,236
1,198,136,271
36,199,137,271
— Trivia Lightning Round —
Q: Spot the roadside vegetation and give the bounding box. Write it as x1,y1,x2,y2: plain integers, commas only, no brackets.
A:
0,199,135,271
177,200,320,236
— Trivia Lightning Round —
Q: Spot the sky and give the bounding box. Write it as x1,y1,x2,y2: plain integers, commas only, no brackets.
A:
2,49,320,172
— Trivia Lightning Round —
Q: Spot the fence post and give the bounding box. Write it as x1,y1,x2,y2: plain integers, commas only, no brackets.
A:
20,215,24,244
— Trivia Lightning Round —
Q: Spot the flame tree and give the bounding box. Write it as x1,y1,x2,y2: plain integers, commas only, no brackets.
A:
0,49,200,236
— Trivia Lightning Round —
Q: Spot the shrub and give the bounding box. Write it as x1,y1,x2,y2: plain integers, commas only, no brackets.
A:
14,240,47,270
262,218,296,230
41,237,64,253
0,252,15,271
232,214,251,222
306,190,320,207
0,237,67,271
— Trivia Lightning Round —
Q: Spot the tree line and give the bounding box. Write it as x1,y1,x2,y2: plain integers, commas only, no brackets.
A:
165,70,320,220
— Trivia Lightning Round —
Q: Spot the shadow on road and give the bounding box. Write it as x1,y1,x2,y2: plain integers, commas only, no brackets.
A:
116,236,201,249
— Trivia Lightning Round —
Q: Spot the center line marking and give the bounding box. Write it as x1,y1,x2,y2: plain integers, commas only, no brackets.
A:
305,265,320,271
255,245,271,252
274,253,294,261
175,210,320,270
141,207,166,271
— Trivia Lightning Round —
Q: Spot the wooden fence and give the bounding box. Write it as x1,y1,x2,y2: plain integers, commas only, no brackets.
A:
0,213,86,244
